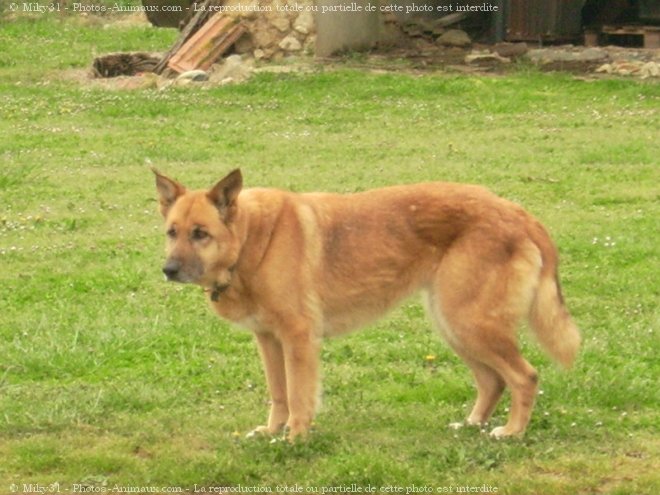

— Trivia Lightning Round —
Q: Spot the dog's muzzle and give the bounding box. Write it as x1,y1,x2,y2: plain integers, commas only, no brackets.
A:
162,259,182,281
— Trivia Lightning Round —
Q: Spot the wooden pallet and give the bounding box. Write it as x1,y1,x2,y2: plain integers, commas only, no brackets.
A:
600,25,660,49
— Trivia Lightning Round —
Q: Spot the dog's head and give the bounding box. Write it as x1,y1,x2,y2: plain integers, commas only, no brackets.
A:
153,168,243,290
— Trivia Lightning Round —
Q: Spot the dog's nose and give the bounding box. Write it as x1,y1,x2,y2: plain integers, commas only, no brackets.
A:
162,260,181,280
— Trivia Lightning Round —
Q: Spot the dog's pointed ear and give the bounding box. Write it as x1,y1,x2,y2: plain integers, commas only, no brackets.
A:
207,169,243,222
152,168,186,217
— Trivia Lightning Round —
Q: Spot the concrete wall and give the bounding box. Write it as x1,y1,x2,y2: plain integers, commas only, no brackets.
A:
314,0,382,56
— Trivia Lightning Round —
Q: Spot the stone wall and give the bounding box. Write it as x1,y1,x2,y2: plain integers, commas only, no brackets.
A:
224,0,316,60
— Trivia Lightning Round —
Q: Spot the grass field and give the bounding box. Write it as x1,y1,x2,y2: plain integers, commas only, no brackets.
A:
1,12,659,495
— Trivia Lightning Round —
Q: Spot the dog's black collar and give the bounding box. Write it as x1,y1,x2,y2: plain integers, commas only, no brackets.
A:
208,265,236,302
210,282,230,302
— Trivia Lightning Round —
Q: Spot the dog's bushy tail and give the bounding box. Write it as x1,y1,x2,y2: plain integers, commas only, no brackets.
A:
529,226,581,369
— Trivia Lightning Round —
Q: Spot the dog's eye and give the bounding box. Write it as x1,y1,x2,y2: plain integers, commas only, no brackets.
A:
166,227,177,239
191,228,209,241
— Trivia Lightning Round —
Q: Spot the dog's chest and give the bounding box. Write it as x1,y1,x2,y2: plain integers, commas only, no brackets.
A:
207,289,254,326
235,315,260,332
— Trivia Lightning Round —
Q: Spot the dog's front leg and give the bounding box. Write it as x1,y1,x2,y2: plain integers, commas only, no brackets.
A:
252,332,289,436
281,327,320,441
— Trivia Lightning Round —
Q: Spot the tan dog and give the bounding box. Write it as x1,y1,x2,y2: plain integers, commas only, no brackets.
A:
153,168,580,441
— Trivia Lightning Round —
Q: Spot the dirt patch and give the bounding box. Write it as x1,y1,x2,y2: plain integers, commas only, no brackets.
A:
59,56,318,91
336,42,660,80
526,45,660,78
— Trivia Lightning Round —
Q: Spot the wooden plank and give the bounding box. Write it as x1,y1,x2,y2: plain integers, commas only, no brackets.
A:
602,25,645,35
644,27,660,49
168,14,245,73
154,0,216,75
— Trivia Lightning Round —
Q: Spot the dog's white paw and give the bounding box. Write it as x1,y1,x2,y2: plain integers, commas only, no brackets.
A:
489,426,507,438
245,425,270,439
489,426,522,439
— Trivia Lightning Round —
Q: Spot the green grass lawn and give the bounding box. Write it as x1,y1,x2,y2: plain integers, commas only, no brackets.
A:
1,13,659,495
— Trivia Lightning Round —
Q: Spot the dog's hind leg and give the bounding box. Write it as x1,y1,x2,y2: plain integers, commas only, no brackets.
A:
427,238,543,437
463,332,538,438
464,359,506,426
426,294,509,429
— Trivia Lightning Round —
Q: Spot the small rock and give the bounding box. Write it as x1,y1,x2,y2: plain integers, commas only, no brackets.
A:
437,29,471,47
641,61,660,78
173,78,193,87
236,0,259,19
465,50,511,64
614,62,641,75
493,42,528,59
279,34,302,52
293,10,314,35
210,55,254,84
253,27,280,49
576,47,608,62
596,63,613,74
176,70,209,82
271,16,290,33
527,48,571,64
